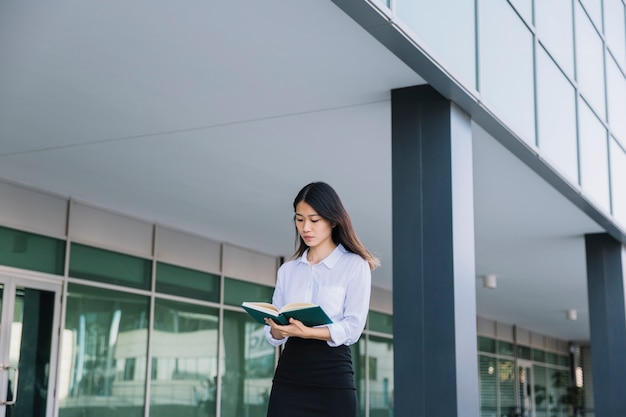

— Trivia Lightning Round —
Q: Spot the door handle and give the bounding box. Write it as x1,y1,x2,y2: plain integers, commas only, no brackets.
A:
1,364,19,406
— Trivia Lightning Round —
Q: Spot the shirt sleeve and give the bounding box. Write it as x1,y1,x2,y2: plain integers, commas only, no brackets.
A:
326,258,371,347
263,265,289,347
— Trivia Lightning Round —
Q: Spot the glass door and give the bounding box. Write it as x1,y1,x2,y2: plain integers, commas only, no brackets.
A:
518,360,535,417
0,274,61,417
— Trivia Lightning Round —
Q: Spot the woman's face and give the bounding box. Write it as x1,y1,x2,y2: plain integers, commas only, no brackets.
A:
295,201,334,250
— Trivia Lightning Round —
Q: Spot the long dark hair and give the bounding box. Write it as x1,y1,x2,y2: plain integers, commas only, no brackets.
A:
290,182,380,270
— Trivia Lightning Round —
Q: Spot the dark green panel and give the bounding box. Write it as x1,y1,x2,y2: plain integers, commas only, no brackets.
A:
532,348,546,362
477,336,496,353
368,311,393,334
497,341,514,357
156,262,220,302
517,344,531,360
223,277,273,307
0,225,65,275
69,243,151,290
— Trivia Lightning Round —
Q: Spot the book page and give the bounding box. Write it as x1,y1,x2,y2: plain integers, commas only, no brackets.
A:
280,302,317,312
242,302,279,315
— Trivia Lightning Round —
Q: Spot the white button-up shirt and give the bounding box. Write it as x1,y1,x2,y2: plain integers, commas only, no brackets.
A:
264,244,371,347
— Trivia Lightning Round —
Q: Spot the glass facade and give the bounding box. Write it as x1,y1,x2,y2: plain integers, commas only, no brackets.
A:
0,229,396,417
382,0,626,236
478,337,571,417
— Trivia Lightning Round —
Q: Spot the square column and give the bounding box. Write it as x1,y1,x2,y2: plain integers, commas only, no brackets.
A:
392,85,479,417
584,233,626,415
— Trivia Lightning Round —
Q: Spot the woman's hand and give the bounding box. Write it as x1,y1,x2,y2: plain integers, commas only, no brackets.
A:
265,317,331,341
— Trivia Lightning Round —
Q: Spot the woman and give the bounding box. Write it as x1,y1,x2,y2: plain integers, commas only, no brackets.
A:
264,181,380,417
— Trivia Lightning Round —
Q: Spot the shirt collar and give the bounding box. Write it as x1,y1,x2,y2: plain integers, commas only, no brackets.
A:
300,243,346,268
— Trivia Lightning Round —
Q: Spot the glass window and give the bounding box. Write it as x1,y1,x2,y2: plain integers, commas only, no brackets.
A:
536,47,578,182
223,278,273,307
59,284,150,417
610,138,626,227
548,368,569,415
352,339,366,417
478,336,496,353
579,0,603,30
479,0,536,145
221,310,274,417
579,100,611,211
606,55,626,145
533,365,549,417
533,348,546,363
479,356,497,417
517,345,531,360
150,298,219,417
535,0,574,76
499,359,516,416
156,262,220,302
497,340,515,357
575,2,607,120
509,0,533,24
366,335,394,417
0,225,65,274
604,0,626,70
395,0,476,88
368,311,393,334
69,243,152,290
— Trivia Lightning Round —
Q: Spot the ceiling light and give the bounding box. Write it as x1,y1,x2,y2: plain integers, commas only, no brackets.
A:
483,274,497,289
566,309,578,321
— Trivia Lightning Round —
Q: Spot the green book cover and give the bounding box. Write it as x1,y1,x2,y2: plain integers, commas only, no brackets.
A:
241,301,332,327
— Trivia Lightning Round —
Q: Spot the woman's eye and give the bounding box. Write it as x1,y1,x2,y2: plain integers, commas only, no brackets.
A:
311,219,319,223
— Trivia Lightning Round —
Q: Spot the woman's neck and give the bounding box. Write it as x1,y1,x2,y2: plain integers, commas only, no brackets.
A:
306,243,337,265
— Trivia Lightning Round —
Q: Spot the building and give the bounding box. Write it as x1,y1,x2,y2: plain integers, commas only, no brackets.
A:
1,0,625,416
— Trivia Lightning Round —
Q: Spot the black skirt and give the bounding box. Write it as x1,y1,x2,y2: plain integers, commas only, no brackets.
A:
266,337,357,417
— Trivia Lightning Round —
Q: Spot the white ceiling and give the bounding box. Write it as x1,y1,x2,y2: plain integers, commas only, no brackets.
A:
0,0,604,342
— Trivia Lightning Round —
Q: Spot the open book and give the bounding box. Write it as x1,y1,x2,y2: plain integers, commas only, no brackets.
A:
241,301,332,327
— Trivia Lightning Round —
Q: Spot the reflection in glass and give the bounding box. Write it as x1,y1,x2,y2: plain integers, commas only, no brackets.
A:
150,299,219,417
535,0,574,76
534,365,548,417
59,284,149,417
499,359,516,416
610,139,626,227
478,0,536,145
479,356,497,417
4,287,55,417
352,339,365,417
606,56,626,145
536,47,578,182
575,2,606,120
221,310,274,417
579,100,610,211
367,336,394,417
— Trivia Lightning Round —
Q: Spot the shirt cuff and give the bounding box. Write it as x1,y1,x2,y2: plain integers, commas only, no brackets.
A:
326,323,347,347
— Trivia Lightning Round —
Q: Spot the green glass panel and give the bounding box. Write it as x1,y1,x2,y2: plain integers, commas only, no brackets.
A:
546,352,559,365
533,348,546,363
69,243,151,290
223,277,273,307
368,311,393,334
150,298,219,417
517,344,531,360
499,359,516,415
352,339,366,417
479,355,497,417
478,336,496,353
367,335,394,417
0,225,65,274
156,262,220,302
59,284,150,417
559,354,570,367
221,310,274,417
533,365,549,417
497,340,514,357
